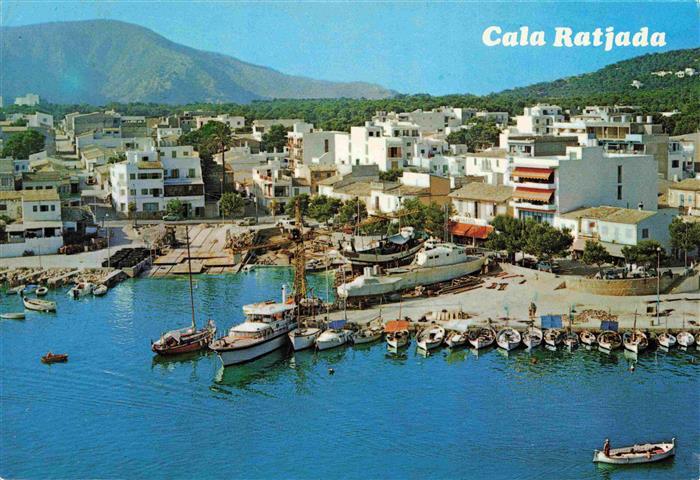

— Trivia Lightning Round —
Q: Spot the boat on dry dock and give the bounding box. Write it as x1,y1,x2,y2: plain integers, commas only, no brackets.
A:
342,227,426,268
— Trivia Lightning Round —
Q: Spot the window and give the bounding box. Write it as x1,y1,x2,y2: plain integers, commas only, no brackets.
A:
130,189,136,196
40,205,48,212
0,204,5,211
641,228,649,239
33,206,38,212
617,185,622,200
324,139,329,153
50,205,55,211
171,169,180,179
188,169,195,178
141,189,149,195
172,151,177,158
617,165,622,183
130,174,136,180
672,160,679,168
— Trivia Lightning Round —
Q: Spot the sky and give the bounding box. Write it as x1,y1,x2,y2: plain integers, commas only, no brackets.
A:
1,1,698,95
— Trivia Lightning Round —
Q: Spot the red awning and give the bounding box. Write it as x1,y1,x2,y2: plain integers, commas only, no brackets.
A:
513,187,554,203
512,167,554,180
450,222,493,240
385,320,410,333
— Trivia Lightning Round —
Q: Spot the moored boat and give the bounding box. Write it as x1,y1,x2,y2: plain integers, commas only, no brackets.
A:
41,352,68,364
22,295,57,313
676,331,695,348
468,327,496,350
522,327,542,349
597,330,622,351
288,327,322,351
657,332,676,349
544,329,564,348
445,330,469,348
92,284,108,297
35,286,48,297
7,284,26,295
385,320,410,349
316,321,351,351
579,330,597,346
593,438,675,464
0,312,25,320
623,330,648,354
563,332,579,350
352,324,383,345
69,282,94,299
416,325,446,351
496,328,521,351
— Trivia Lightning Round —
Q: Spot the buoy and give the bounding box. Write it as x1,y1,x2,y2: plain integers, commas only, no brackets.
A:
328,368,335,375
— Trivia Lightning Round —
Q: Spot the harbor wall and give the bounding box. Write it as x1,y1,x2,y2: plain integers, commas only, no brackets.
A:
565,276,677,296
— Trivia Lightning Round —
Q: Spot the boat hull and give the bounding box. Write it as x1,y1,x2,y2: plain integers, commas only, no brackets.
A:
593,440,675,464
289,328,321,351
352,331,382,345
215,331,289,366
316,331,350,351
345,241,425,267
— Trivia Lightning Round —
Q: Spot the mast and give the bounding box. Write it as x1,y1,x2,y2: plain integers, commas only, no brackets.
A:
185,225,196,330
292,198,307,303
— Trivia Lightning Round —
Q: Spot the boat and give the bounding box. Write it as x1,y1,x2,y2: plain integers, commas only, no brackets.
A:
352,323,383,345
544,329,564,348
522,326,542,349
496,328,521,351
676,331,695,348
41,352,68,364
593,438,675,464
342,227,426,267
657,332,676,349
7,284,26,295
597,330,622,351
22,295,57,313
69,282,94,299
579,330,597,346
305,258,331,273
337,240,486,302
92,284,108,297
289,327,322,351
416,325,446,351
563,332,579,350
0,312,25,320
385,320,410,349
623,330,648,354
445,330,469,348
468,327,496,350
316,320,351,351
35,287,48,297
152,225,218,356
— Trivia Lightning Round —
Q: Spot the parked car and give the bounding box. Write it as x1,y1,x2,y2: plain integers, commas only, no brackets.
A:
162,214,182,221
239,217,257,226
536,261,560,273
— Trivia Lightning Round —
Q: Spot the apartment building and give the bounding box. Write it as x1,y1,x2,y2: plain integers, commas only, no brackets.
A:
0,189,63,257
287,124,348,168
514,104,565,135
110,150,164,215
251,161,310,211
195,114,245,130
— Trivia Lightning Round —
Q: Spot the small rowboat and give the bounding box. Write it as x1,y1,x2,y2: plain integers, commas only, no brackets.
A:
7,284,26,295
623,330,648,354
445,330,469,348
657,332,676,349
1,312,26,320
36,287,49,297
544,329,564,348
69,282,94,299
23,296,57,313
597,330,622,351
352,325,383,345
92,285,108,297
593,438,675,464
563,332,579,350
416,325,445,351
468,327,496,350
496,328,521,351
676,331,695,348
41,352,69,364
522,327,542,349
387,330,410,349
579,330,597,346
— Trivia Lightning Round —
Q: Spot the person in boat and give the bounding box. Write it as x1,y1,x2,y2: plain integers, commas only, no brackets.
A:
603,438,611,457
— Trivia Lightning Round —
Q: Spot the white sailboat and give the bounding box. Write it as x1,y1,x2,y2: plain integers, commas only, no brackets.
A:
623,310,648,354
496,328,521,351
316,320,351,351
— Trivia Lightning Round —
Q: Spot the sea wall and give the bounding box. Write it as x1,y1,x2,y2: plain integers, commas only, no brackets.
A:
565,275,677,296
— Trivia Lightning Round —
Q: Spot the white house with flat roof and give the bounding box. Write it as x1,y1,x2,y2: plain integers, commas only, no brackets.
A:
0,189,63,257
159,146,206,217
110,150,164,215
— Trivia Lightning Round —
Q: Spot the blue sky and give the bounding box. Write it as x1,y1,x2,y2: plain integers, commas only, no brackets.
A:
2,1,698,95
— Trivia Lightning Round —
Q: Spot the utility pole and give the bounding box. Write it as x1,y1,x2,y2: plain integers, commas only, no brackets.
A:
656,246,661,326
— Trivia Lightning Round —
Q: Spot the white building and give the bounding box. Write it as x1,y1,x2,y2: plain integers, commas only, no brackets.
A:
0,190,63,257
372,107,464,134
14,93,40,107
110,150,164,215
195,114,245,130
251,119,304,141
7,112,53,128
287,124,349,167
159,146,206,217
514,104,564,135
251,161,310,211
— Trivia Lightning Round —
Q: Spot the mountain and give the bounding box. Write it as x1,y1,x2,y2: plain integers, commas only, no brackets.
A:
0,20,396,104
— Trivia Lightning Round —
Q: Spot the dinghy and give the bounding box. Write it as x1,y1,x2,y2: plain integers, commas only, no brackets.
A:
676,331,695,348
385,320,410,349
92,285,108,297
445,330,469,348
496,328,521,351
41,352,69,364
468,327,496,350
657,332,676,349
352,324,383,345
416,325,445,351
69,282,94,299
36,287,48,297
597,330,622,351
0,312,25,320
544,329,564,348
22,295,57,313
593,438,675,464
563,332,579,350
316,328,351,351
7,284,26,295
623,330,648,354
289,327,322,351
579,330,597,346
522,327,542,349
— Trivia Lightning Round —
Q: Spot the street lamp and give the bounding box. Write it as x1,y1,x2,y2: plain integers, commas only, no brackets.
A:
105,213,111,269
656,246,661,326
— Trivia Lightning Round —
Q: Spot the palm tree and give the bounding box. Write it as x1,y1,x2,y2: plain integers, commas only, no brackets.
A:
204,122,234,198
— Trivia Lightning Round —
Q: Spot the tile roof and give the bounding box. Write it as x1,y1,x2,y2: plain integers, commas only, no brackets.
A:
670,178,700,192
0,191,22,201
21,189,60,202
560,206,656,225
449,182,513,203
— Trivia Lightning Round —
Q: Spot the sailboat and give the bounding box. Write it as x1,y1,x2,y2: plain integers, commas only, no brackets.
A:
677,300,694,349
623,310,648,354
152,226,216,355
657,303,676,349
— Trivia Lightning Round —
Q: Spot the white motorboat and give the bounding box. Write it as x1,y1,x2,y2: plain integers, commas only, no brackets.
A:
92,285,108,297
385,320,410,349
597,330,622,351
522,327,542,349
544,329,564,349
210,299,298,366
593,438,675,464
352,325,383,345
496,328,521,351
445,331,469,348
579,330,597,347
69,282,94,299
657,332,676,349
623,330,648,354
676,331,695,348
22,295,57,313
288,327,321,351
7,284,26,295
0,312,25,320
36,287,49,297
468,327,496,350
416,325,446,351
316,322,351,351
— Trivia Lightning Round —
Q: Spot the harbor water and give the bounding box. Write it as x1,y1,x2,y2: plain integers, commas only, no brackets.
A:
1,268,698,479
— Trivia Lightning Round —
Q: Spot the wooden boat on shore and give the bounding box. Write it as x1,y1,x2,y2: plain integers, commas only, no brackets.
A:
579,330,597,347
41,352,68,364
416,325,445,351
676,331,695,348
445,330,469,348
1,312,25,320
36,286,48,297
92,285,108,297
657,332,676,349
593,438,675,464
496,328,521,351
22,295,57,313
597,330,622,351
544,329,564,348
468,327,496,350
385,320,410,349
522,327,542,349
623,330,648,354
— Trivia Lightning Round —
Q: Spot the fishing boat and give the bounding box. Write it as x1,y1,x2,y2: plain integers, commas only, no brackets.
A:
657,332,677,349
352,324,383,345
544,329,564,348
342,227,426,267
623,330,648,354
22,295,57,313
597,330,622,351
68,282,94,299
522,326,542,349
92,284,108,297
445,330,469,348
385,320,410,349
316,320,351,351
676,331,695,348
7,284,26,295
36,286,48,297
416,325,446,351
41,352,68,364
152,225,218,356
0,312,25,320
563,332,579,350
579,330,597,347
593,438,675,464
468,327,496,349
289,327,321,351
496,328,521,351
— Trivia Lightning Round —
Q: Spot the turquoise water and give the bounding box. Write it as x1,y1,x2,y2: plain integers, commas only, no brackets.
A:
1,269,698,479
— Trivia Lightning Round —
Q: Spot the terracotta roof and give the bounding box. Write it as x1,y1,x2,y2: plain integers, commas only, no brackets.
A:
21,189,60,202
559,206,656,225
450,222,493,240
670,178,700,192
449,183,513,203
0,191,22,201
